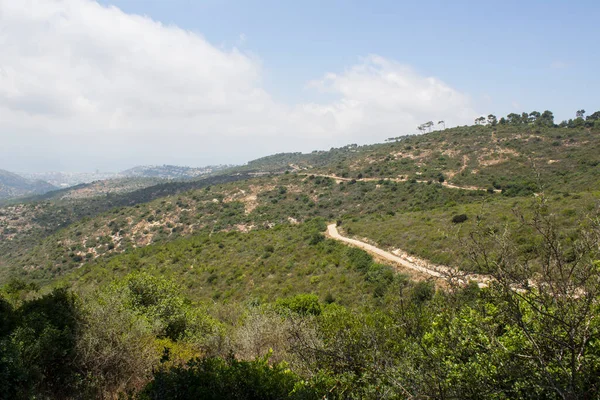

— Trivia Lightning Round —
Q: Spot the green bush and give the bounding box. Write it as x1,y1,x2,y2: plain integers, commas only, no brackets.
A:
113,272,220,342
138,354,319,400
451,214,468,224
346,247,373,272
276,294,322,316
9,288,82,398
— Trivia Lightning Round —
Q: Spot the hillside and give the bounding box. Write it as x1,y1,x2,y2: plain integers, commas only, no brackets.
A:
3,117,600,399
13,177,167,203
0,172,256,267
120,164,233,179
2,120,599,285
311,124,600,195
6,173,486,283
62,221,399,306
0,169,56,200
19,171,119,188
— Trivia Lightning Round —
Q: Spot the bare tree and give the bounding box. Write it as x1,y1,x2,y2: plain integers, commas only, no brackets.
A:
426,121,434,132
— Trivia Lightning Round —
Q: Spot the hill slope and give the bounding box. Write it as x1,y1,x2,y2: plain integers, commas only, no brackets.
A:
2,122,600,285
0,169,56,200
120,164,232,179
310,124,600,194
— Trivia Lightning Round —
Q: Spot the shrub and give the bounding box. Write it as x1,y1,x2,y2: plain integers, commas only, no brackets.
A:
76,290,160,397
451,214,468,224
12,289,81,398
308,233,324,245
276,294,322,316
138,354,319,400
347,247,373,272
113,272,220,341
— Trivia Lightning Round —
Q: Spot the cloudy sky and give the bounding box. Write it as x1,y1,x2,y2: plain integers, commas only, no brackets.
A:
1,0,598,172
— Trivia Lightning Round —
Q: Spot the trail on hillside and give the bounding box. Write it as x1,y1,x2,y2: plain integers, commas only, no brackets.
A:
306,174,499,192
326,223,493,287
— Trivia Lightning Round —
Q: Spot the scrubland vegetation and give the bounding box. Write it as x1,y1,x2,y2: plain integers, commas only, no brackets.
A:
4,202,600,398
2,113,600,398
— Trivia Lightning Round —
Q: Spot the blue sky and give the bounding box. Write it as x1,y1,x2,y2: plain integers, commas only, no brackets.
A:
102,0,599,121
1,0,598,172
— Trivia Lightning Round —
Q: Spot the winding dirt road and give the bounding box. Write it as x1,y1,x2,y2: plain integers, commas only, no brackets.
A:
326,223,493,287
306,174,499,193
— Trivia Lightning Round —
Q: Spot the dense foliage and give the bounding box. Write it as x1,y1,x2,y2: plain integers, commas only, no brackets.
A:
3,204,600,399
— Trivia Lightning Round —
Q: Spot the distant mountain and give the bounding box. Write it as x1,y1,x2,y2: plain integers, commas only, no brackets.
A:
119,164,233,179
19,171,119,188
0,169,56,200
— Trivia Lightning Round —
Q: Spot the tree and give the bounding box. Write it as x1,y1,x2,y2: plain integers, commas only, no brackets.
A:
586,111,600,121
487,114,497,126
572,117,585,128
506,113,521,125
418,121,434,133
576,109,586,118
425,121,434,132
475,116,486,125
539,110,555,127
438,120,446,130
529,111,541,123
585,111,600,128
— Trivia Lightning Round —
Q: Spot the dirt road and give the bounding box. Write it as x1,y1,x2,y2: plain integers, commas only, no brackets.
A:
326,223,492,287
306,174,499,193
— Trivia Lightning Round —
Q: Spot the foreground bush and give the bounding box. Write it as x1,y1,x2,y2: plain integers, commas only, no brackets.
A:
137,354,321,400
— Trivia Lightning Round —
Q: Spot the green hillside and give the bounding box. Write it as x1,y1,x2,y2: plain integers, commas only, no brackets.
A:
3,115,600,398
3,173,488,283
5,120,600,284
313,124,600,194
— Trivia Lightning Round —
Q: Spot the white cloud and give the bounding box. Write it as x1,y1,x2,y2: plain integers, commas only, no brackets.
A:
304,56,475,136
0,0,477,172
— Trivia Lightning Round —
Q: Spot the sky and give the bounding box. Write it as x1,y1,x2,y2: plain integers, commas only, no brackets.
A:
1,0,598,173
